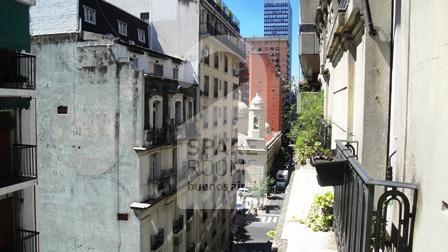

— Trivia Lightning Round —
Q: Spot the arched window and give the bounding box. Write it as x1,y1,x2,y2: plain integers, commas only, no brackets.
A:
149,96,163,129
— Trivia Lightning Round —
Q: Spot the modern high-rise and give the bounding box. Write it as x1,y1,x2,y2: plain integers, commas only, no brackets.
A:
264,0,292,81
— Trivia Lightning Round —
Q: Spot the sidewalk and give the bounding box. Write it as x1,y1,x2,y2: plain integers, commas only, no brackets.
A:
273,163,337,252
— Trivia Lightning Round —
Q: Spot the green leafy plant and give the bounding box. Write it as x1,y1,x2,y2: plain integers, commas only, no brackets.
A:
303,191,334,232
289,92,327,164
266,230,276,239
252,176,274,208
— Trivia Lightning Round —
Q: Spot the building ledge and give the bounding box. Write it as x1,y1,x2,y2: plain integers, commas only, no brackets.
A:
0,177,37,196
130,202,151,210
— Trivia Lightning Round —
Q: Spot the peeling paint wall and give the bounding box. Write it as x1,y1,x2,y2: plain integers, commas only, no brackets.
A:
33,34,143,252
30,0,79,36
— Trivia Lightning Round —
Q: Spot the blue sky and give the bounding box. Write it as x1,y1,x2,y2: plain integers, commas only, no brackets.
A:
226,0,301,84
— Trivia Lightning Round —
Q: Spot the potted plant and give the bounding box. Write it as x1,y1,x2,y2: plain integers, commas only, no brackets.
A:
310,150,346,187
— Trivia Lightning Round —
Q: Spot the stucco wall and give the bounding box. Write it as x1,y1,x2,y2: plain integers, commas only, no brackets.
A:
33,35,141,251
390,0,448,250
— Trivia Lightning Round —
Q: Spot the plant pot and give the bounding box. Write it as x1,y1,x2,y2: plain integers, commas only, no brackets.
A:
310,156,347,187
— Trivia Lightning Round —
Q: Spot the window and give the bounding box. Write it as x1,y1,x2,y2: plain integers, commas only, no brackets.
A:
117,20,128,36
223,107,227,124
214,53,219,69
203,107,209,128
173,68,179,79
137,29,146,42
224,81,228,97
140,12,149,22
213,107,218,127
83,6,96,25
154,64,163,76
233,84,238,100
203,76,209,97
214,78,219,98
224,55,228,73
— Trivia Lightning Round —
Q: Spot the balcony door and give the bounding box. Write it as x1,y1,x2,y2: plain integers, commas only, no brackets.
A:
0,112,12,178
0,197,14,249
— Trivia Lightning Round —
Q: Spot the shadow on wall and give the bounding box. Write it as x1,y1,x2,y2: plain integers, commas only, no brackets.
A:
178,0,197,5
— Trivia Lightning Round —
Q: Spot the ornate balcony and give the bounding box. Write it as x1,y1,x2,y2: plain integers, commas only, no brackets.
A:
144,126,176,148
148,168,177,201
332,140,418,252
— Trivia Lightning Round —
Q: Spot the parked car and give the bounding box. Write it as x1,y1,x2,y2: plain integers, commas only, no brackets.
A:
235,203,245,214
237,187,252,197
276,170,289,191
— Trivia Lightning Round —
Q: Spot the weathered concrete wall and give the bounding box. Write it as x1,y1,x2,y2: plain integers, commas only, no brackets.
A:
33,34,142,252
390,0,448,250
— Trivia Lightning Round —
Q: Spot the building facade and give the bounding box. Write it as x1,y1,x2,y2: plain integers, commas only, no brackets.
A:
264,0,292,80
246,37,290,81
30,0,202,251
300,0,448,251
247,53,282,132
0,0,39,251
237,95,281,188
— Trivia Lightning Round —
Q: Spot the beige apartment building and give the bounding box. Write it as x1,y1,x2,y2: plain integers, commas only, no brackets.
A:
300,0,448,251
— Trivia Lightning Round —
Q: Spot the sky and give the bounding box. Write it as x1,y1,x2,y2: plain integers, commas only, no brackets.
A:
225,0,301,84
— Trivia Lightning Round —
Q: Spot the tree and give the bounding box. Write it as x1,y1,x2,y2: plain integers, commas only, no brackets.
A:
252,176,274,210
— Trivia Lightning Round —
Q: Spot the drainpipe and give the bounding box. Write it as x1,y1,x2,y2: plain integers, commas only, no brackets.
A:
364,0,377,37
385,0,395,181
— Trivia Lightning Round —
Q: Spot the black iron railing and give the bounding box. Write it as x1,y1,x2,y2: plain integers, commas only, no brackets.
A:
200,23,245,58
12,144,37,179
145,127,176,147
150,229,164,251
0,229,39,252
172,215,184,234
333,140,418,252
0,50,35,90
319,119,332,149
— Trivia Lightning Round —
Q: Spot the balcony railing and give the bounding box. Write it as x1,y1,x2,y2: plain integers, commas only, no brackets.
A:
144,127,176,147
319,119,332,149
0,229,39,252
172,215,184,234
1,144,37,190
148,169,177,200
151,228,164,251
205,0,240,31
0,50,35,90
200,23,245,58
333,140,418,252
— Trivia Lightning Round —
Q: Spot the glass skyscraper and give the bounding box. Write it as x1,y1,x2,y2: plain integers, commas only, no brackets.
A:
264,0,292,80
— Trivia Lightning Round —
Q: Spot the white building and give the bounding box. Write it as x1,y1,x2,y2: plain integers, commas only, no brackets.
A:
237,94,281,188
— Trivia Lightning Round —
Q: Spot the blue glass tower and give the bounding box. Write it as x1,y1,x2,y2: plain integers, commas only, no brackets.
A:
264,0,292,80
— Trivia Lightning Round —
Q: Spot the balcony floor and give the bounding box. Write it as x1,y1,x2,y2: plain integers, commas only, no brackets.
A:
0,176,37,195
274,163,337,252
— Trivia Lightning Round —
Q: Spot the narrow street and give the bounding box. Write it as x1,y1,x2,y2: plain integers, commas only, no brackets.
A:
231,193,285,251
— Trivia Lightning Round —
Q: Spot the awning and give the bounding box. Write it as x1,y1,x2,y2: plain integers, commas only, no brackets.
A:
0,97,32,110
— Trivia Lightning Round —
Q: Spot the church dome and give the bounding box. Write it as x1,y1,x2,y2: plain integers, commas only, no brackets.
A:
249,93,264,110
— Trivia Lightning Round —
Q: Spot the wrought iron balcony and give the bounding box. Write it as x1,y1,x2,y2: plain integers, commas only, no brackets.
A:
332,140,418,252
205,0,240,32
150,228,164,251
0,144,37,191
200,23,245,58
172,215,184,234
176,121,199,140
148,168,177,200
144,127,176,147
0,50,35,90
0,229,39,252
